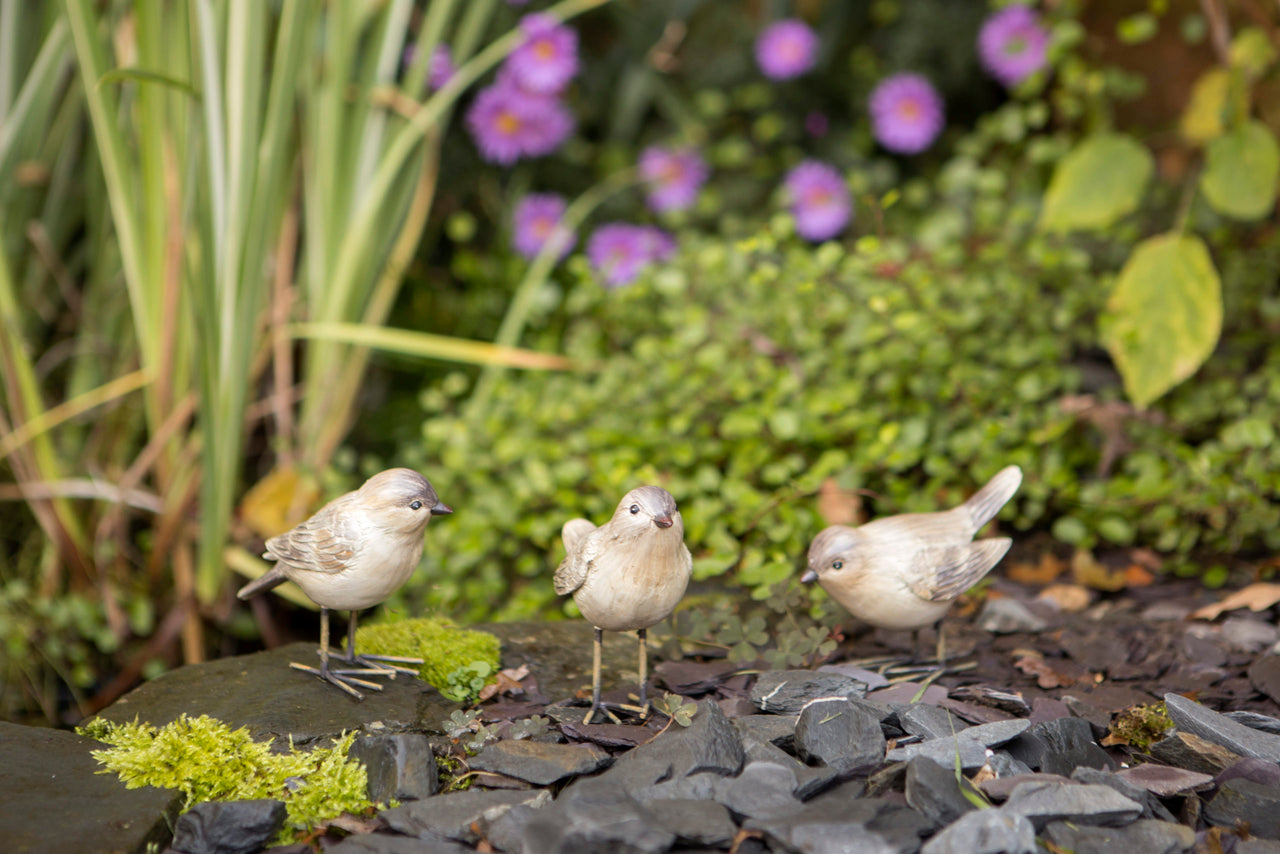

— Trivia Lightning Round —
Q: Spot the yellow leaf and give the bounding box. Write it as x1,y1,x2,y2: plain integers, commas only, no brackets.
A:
239,466,322,540
1179,68,1229,145
1191,582,1280,620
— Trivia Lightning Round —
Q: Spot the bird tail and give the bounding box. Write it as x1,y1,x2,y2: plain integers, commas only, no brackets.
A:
961,465,1022,535
236,565,287,600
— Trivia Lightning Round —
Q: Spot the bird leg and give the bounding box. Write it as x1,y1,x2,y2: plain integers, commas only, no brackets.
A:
334,611,423,676
290,608,386,699
636,628,651,718
584,626,621,725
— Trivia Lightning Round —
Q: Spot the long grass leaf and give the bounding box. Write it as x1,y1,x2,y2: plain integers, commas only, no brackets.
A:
290,322,579,369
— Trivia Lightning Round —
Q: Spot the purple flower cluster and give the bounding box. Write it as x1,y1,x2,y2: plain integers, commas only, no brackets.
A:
868,73,944,154
784,161,851,242
467,13,578,165
978,5,1049,88
586,223,676,287
639,146,709,213
512,194,576,260
755,19,818,80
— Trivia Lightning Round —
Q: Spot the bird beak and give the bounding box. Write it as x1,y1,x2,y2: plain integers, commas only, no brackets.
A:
800,568,817,583
430,502,453,516
653,515,673,529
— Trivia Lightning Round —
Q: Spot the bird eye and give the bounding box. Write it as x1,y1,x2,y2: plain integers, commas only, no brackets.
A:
629,504,640,514
832,560,844,570
410,500,423,510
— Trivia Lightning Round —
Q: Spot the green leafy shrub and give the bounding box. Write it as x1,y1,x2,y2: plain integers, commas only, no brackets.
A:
80,714,371,837
395,211,1280,620
354,617,501,695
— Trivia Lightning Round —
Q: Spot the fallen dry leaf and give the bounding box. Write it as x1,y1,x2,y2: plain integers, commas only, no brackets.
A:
1071,549,1127,592
1007,553,1066,586
1013,652,1078,689
817,477,862,526
1036,583,1091,613
478,664,531,702
1123,564,1156,587
1191,582,1280,621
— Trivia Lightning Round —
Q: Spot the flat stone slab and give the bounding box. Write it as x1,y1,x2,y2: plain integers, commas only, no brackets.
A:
0,721,180,854
478,621,636,703
468,738,612,785
1165,692,1280,764
95,643,459,745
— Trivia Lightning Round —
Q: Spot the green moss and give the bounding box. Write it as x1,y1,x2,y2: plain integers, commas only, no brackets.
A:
1107,703,1174,751
355,616,501,697
80,714,372,837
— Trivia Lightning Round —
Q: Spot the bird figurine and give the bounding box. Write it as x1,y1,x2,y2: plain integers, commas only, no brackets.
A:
554,485,692,724
237,467,452,698
803,465,1022,663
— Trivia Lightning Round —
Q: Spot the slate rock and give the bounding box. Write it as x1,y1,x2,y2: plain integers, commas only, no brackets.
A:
0,721,181,854
1227,711,1280,736
747,797,932,854
646,799,738,847
1239,841,1280,854
999,731,1049,771
518,779,675,854
468,739,611,786
1149,731,1243,775
1115,763,1213,797
1251,655,1280,706
984,752,1033,779
920,808,1038,854
170,799,286,854
1062,694,1112,738
898,703,969,741
633,770,722,805
979,773,1073,802
818,662,891,690
886,719,1029,770
904,756,980,829
713,761,803,820
1216,757,1280,790
1042,817,1196,854
794,697,886,774
732,715,798,752
1164,692,1280,763
95,643,456,746
976,597,1048,634
750,669,867,714
1070,767,1178,822
326,833,471,854
624,698,744,778
1002,780,1143,829
1205,778,1280,838
477,803,541,853
380,788,550,844
350,733,437,802
1031,716,1114,776
1223,617,1278,653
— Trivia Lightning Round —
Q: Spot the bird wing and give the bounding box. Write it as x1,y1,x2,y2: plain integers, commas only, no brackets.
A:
906,538,1012,603
263,501,359,575
553,520,600,596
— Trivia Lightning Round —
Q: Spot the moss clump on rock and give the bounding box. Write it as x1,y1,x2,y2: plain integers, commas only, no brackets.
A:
1105,703,1174,751
355,616,501,696
78,714,372,836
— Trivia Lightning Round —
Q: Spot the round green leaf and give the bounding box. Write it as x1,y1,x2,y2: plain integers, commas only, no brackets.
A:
1102,234,1223,408
1039,134,1154,232
1200,120,1280,221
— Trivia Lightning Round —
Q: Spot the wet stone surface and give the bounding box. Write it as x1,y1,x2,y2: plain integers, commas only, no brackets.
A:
14,581,1280,853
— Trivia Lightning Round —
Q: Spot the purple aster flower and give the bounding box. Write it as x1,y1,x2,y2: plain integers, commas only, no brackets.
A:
429,45,454,91
638,146,709,213
506,13,579,95
868,73,945,155
465,83,574,164
586,223,675,287
755,19,818,80
783,161,851,242
978,5,1049,88
512,194,576,260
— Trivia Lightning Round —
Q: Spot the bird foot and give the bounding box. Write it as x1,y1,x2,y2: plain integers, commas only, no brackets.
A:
289,661,385,700
583,701,623,725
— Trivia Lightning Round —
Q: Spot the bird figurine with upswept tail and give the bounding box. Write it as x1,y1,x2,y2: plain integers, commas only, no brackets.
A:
803,465,1022,662
554,485,692,724
237,468,453,699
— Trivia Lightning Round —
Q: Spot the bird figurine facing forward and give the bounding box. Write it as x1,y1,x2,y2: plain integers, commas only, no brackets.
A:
554,485,692,724
803,465,1022,663
237,468,452,699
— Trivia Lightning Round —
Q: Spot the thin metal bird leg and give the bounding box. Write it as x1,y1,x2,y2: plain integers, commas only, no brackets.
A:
335,611,423,676
636,628,651,718
584,627,621,725
290,608,385,699
934,621,948,671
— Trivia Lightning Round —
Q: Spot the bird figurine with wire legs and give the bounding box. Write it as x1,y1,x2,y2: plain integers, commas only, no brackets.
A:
554,485,692,725
803,465,1022,665
236,467,453,699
